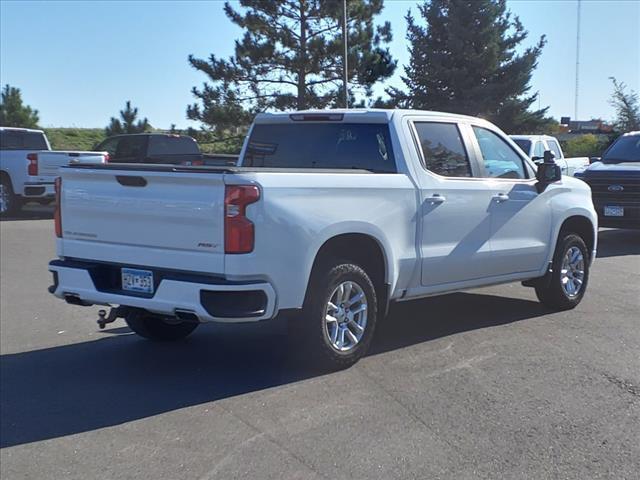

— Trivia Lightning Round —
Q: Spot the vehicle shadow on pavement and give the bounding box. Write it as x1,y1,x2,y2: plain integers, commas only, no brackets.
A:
596,229,640,258
0,291,548,448
0,204,54,221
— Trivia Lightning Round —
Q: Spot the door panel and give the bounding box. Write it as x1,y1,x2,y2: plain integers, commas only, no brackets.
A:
486,182,552,275
420,180,495,286
467,126,552,276
409,120,496,287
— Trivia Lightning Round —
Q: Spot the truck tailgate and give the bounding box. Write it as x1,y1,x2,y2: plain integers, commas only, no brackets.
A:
59,167,226,274
39,151,106,177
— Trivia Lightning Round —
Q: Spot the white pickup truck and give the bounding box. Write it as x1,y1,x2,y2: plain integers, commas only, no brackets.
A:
49,110,597,369
0,127,108,214
510,134,590,177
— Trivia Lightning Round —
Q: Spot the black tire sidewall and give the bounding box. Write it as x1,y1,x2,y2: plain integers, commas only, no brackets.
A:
300,263,378,369
538,233,590,309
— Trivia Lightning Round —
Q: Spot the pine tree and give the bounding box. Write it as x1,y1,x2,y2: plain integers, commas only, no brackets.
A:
187,0,396,132
0,85,39,128
390,0,552,133
609,77,640,132
105,101,151,136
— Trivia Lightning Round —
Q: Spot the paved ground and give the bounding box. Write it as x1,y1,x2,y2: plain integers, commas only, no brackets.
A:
1,207,639,480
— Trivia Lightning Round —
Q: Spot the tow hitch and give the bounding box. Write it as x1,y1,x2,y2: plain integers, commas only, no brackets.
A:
97,306,128,329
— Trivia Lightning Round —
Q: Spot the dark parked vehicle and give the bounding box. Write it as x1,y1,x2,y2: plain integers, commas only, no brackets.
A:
575,131,640,229
94,133,237,166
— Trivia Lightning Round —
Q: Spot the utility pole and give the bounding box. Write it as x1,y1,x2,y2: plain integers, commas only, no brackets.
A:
574,0,581,120
342,0,349,109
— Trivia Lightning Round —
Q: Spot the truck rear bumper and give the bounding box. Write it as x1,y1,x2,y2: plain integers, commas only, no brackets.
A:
23,182,54,198
48,259,277,323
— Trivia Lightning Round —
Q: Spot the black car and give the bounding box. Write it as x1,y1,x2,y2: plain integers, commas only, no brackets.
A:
575,132,640,229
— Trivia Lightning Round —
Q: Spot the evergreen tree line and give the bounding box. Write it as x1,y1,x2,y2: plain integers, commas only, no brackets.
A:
2,0,639,144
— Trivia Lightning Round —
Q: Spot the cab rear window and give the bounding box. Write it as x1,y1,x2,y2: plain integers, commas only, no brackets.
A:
243,123,397,172
0,130,48,150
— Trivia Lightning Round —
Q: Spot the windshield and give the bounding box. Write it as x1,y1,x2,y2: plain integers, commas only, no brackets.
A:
512,139,531,155
602,135,640,162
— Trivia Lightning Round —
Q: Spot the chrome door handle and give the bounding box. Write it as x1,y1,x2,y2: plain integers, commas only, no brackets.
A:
425,194,446,204
492,193,509,203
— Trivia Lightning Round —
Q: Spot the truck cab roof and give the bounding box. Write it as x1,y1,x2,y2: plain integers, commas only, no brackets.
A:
0,126,45,134
254,109,490,126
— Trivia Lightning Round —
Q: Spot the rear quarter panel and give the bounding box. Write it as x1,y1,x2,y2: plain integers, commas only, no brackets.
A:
225,171,419,310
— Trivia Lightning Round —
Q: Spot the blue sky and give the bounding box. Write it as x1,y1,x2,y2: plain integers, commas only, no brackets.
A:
1,0,638,129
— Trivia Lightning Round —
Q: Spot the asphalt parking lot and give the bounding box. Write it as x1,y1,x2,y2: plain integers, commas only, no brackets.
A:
1,206,639,480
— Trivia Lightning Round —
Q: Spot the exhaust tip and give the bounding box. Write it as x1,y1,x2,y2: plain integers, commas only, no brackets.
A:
63,293,93,307
174,309,200,323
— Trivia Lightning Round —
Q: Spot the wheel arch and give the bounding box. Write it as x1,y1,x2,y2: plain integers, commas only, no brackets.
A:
551,214,597,264
306,231,392,316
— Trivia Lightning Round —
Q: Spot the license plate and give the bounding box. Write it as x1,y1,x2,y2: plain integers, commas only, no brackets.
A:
121,268,154,294
604,206,624,217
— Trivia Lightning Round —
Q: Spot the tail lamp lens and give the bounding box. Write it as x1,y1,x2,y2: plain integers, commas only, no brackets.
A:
224,185,260,254
27,153,38,176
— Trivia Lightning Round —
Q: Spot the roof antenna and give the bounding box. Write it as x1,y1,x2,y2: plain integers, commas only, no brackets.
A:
342,0,349,109
574,0,581,120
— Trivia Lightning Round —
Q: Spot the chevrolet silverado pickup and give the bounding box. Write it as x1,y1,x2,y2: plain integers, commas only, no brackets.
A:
575,131,640,229
49,110,598,368
510,134,589,176
0,127,108,214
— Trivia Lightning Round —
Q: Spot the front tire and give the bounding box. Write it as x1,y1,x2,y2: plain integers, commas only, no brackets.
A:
293,262,378,370
124,309,198,341
535,233,590,310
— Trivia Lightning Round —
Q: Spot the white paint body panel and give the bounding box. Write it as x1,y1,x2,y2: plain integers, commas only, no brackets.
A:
51,110,597,322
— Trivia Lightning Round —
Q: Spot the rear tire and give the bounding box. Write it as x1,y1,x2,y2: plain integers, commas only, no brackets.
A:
535,233,590,310
0,177,20,216
291,262,378,370
124,309,198,341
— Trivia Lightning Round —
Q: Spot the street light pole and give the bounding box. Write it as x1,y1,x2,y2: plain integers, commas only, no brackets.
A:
342,0,348,109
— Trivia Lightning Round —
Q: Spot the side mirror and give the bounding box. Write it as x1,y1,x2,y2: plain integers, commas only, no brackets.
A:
536,150,561,192
589,157,600,164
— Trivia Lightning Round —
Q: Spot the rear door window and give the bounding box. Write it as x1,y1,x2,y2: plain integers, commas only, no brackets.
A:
413,122,472,177
244,123,396,172
0,130,48,150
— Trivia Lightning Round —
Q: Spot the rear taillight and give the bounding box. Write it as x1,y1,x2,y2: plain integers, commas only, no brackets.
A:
54,177,62,238
104,153,110,163
27,153,38,176
224,185,260,254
